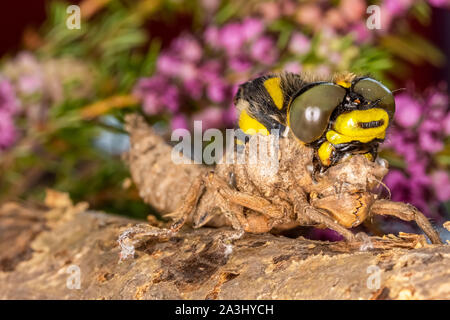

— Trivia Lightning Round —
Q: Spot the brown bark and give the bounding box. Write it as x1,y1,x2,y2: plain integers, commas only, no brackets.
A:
1,200,449,300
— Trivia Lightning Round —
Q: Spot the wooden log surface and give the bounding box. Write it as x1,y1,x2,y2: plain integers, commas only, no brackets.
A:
1,197,449,300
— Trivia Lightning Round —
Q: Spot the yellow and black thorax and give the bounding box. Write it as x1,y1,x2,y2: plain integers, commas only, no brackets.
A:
234,72,395,169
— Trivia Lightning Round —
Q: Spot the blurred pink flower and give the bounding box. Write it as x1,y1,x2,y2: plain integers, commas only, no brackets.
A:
17,74,42,95
193,107,224,130
223,104,238,126
283,61,302,74
324,9,347,30
444,114,450,135
379,6,394,31
350,22,372,43
199,60,221,82
258,1,281,21
171,114,189,131
431,171,450,202
281,0,297,15
207,79,228,103
172,35,203,63
394,93,422,128
405,159,431,185
427,91,448,107
0,110,17,149
204,26,220,48
219,23,246,56
384,170,430,215
428,0,450,7
229,56,252,72
162,85,180,113
178,62,198,81
385,131,418,163
142,93,161,114
288,32,311,55
156,53,181,76
419,119,444,153
383,0,414,16
339,0,366,22
183,79,203,100
0,78,20,115
295,4,322,29
134,76,179,114
250,36,278,65
241,18,264,41
382,87,450,216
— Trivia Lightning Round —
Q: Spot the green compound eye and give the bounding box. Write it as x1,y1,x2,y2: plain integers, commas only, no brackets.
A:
352,78,395,119
288,83,346,143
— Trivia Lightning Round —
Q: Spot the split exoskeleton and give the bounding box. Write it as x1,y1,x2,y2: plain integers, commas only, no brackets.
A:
120,72,442,253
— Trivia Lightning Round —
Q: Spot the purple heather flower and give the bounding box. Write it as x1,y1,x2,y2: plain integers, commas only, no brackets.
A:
383,0,413,16
241,18,264,41
161,85,180,113
0,78,20,115
204,26,220,48
350,22,372,43
384,170,430,215
207,79,228,103
431,171,450,202
17,74,42,95
250,36,278,65
142,93,162,115
177,62,198,81
171,114,189,131
283,61,302,74
193,107,224,130
156,53,181,76
134,76,166,93
419,119,444,153
183,79,203,100
443,114,450,135
229,55,252,72
405,159,431,185
384,170,409,198
427,91,448,109
428,0,450,7
223,103,238,126
258,1,281,21
172,35,203,63
134,76,179,114
0,110,17,149
199,60,222,82
394,93,422,128
223,85,239,126
219,22,246,56
288,32,311,55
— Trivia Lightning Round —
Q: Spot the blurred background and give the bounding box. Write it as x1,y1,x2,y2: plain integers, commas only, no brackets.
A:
0,0,449,239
